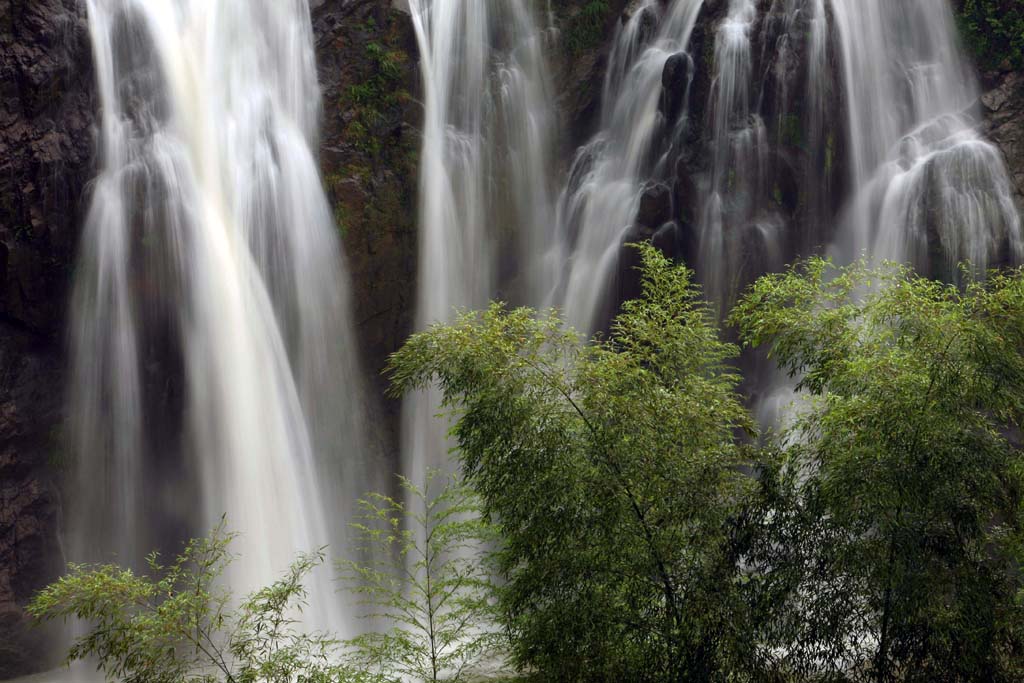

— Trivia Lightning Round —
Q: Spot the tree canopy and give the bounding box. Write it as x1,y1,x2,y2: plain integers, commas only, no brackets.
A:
31,248,1024,682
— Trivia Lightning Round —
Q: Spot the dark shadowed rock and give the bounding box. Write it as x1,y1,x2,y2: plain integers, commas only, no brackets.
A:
637,183,673,229
981,69,1024,215
0,0,93,333
672,164,698,229
549,0,631,150
0,326,64,679
0,0,94,676
660,51,693,122
312,0,421,453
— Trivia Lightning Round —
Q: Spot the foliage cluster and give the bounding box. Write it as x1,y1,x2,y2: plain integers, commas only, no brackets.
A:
32,246,1024,682
732,259,1024,681
29,521,352,683
339,472,507,683
390,247,758,681
341,18,411,159
30,476,502,683
562,1,612,56
391,246,1024,682
957,0,1024,71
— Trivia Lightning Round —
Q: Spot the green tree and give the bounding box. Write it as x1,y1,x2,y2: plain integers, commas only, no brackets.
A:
28,520,368,683
338,471,507,683
388,245,762,682
732,259,1024,682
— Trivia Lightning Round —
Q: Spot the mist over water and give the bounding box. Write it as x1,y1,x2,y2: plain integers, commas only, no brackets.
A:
70,0,375,634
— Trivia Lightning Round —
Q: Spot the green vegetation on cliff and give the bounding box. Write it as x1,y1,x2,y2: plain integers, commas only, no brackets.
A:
342,28,410,159
561,1,612,55
957,0,1024,70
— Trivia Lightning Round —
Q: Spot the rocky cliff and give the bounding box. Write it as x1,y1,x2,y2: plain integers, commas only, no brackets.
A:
313,0,421,451
0,0,93,676
981,67,1024,213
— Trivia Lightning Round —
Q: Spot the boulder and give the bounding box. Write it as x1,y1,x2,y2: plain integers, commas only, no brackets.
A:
636,183,673,229
660,51,693,122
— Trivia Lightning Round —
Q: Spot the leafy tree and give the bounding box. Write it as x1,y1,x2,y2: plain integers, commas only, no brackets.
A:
956,0,1024,71
338,471,507,683
28,520,368,683
732,259,1024,682
388,245,762,682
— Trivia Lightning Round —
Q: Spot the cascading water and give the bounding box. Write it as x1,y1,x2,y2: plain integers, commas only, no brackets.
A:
829,0,1022,277
543,0,1021,425
70,0,373,633
406,0,554,482
552,0,1020,336
552,0,704,332
700,0,772,308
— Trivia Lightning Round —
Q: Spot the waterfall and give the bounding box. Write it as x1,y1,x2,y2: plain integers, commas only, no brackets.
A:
70,0,372,633
551,0,1021,327
406,0,554,482
538,0,1021,421
553,0,704,332
700,0,768,308
829,0,1022,277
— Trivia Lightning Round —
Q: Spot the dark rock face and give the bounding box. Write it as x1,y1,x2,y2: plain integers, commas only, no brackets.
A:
637,183,673,229
660,51,693,121
549,0,632,150
0,328,65,679
980,69,1024,214
0,0,93,333
313,0,421,445
0,0,94,677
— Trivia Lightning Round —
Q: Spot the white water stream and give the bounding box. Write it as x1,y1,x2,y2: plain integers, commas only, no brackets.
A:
69,0,374,635
405,0,555,482
829,0,1021,275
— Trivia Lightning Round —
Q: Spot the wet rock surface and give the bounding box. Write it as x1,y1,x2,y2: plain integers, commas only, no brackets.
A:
0,328,64,679
0,0,93,676
981,69,1024,213
549,0,632,150
0,0,93,334
313,0,421,444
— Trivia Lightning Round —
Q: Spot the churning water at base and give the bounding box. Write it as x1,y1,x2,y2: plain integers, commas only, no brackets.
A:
70,0,372,633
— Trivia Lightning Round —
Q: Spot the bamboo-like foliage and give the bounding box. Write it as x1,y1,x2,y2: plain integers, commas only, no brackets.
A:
388,245,760,682
732,258,1024,682
27,519,364,683
338,471,507,683
29,249,1024,683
